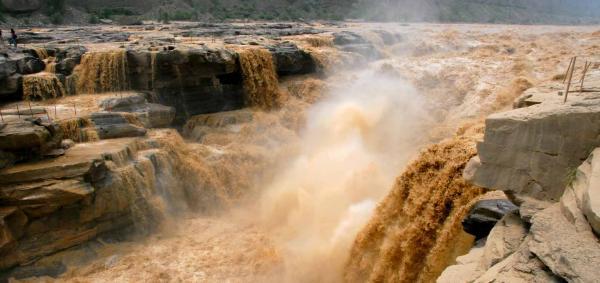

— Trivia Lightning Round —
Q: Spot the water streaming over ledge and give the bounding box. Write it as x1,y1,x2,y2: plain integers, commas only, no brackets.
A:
74,50,130,94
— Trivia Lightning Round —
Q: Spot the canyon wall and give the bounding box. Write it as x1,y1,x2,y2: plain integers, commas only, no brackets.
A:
439,83,600,282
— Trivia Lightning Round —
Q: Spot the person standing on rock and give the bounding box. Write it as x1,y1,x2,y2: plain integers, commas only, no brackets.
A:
9,29,17,48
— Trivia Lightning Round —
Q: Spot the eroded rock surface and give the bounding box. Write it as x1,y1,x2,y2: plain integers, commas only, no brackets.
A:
466,96,600,202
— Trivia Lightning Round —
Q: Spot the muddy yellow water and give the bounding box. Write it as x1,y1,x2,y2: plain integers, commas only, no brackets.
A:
14,24,600,283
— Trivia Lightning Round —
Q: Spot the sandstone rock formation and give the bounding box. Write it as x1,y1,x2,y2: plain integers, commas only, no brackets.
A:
442,87,600,283
465,95,600,202
0,131,205,277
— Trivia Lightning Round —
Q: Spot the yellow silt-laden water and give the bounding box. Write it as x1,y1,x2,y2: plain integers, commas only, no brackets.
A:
22,73,67,101
74,50,130,94
237,47,284,110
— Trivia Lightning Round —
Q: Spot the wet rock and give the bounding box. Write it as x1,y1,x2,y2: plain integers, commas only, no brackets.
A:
0,179,93,210
0,151,16,170
98,94,175,128
462,199,518,239
61,139,75,149
2,261,67,280
127,48,244,123
465,98,600,202
0,207,27,250
0,121,51,151
0,74,22,98
374,30,402,45
89,112,147,140
333,31,368,45
17,56,45,74
268,42,316,76
54,45,87,76
0,55,18,80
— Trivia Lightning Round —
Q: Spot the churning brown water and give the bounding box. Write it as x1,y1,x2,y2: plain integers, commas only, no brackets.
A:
31,24,600,283
22,73,66,100
74,50,130,94
344,136,485,283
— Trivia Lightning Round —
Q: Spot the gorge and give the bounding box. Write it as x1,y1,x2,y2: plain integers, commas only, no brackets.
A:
0,20,599,283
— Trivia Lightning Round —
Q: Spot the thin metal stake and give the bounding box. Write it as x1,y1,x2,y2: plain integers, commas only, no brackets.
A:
73,103,77,117
54,105,57,120
580,61,591,93
16,104,20,119
27,101,33,117
564,56,577,103
0,109,3,123
564,57,575,84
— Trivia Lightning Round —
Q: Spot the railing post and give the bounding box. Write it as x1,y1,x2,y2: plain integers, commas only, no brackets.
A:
564,56,576,103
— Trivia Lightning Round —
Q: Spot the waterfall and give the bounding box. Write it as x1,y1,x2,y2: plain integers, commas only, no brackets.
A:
344,137,485,283
74,50,130,94
22,73,66,100
237,47,283,109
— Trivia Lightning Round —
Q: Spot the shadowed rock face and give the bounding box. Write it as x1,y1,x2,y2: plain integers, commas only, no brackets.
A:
462,199,518,240
0,0,42,13
127,48,245,123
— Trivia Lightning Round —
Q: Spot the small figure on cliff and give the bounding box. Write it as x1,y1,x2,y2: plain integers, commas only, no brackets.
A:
0,30,4,47
9,29,17,48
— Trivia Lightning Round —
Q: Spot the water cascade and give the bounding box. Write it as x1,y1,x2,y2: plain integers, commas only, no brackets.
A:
74,50,130,94
237,48,283,109
33,47,57,73
258,71,433,282
344,136,485,283
22,73,67,100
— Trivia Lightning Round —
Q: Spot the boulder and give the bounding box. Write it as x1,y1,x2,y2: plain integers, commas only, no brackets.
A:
17,56,45,75
0,55,17,81
98,95,175,128
474,237,563,283
572,148,600,235
0,74,22,98
480,212,527,269
267,42,316,76
462,199,518,240
89,112,147,140
333,31,368,45
54,45,87,76
529,204,600,283
0,121,51,151
465,97,600,202
437,242,486,283
333,31,382,59
0,0,41,13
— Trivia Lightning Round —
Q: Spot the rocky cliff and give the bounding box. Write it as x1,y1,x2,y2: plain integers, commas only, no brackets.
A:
439,80,600,282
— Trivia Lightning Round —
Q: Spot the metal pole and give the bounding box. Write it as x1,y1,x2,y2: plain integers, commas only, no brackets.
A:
73,103,77,117
16,104,20,119
27,101,33,117
564,57,575,84
0,109,3,123
580,61,591,93
564,56,577,103
54,104,57,120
